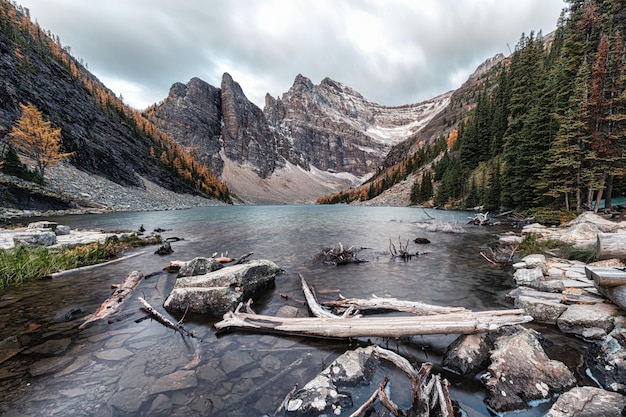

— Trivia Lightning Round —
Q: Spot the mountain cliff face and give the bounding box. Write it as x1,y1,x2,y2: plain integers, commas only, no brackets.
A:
265,75,451,177
0,2,228,206
148,72,451,203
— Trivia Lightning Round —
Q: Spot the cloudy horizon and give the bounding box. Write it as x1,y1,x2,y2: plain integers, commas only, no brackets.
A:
18,0,567,109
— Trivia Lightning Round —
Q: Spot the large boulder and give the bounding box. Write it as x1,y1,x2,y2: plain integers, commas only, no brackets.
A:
12,230,57,246
565,211,626,233
481,328,575,412
557,303,617,340
286,346,378,416
443,325,524,376
546,386,626,417
163,259,282,315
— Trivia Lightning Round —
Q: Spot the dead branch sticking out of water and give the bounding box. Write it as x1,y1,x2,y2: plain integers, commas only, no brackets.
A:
480,243,519,265
79,270,144,329
390,236,423,260
138,297,195,338
313,243,367,265
350,347,455,417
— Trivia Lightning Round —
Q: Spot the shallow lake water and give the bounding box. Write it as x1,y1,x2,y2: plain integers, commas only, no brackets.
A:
0,205,592,416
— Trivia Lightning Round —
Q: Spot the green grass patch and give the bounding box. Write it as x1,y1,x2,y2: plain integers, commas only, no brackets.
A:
0,234,161,289
516,233,597,263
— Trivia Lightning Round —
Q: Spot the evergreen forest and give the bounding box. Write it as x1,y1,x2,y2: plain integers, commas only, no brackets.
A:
321,0,626,214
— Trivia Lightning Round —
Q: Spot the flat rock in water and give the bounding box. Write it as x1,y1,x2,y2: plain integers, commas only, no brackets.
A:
23,338,71,356
149,370,197,395
482,328,575,413
545,386,626,417
514,295,568,324
163,259,282,315
557,303,617,340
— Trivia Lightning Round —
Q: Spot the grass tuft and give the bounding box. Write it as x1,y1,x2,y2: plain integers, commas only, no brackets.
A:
0,234,161,288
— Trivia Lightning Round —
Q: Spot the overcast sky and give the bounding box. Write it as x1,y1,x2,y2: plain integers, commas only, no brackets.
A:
18,0,567,110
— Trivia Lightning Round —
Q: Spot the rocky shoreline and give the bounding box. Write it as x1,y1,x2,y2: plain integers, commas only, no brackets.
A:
0,162,227,224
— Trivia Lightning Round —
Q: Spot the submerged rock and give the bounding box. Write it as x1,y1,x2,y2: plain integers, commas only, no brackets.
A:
163,259,282,315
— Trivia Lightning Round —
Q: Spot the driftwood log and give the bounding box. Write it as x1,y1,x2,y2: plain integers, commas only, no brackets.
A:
79,270,144,329
214,307,533,338
597,233,626,260
322,294,469,316
215,276,532,338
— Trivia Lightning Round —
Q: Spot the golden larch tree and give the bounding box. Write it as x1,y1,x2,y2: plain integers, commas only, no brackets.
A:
8,102,73,180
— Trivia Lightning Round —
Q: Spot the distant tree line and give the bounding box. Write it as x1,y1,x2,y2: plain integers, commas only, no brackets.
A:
435,0,626,212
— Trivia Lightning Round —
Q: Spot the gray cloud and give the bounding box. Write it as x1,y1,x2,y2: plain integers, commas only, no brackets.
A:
19,0,566,109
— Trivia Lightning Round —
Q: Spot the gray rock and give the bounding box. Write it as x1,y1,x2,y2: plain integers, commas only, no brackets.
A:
163,259,282,315
149,370,197,395
560,222,600,243
23,338,71,356
13,230,57,246
287,346,378,416
482,328,575,412
443,326,524,376
507,286,564,303
177,257,223,277
565,211,624,233
27,221,57,231
514,295,568,324
522,254,547,273
513,267,544,285
54,225,71,235
443,333,491,375
546,386,626,417
557,304,617,340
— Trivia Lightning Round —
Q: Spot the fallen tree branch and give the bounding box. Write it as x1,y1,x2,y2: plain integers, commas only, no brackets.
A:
138,297,195,338
322,295,469,316
79,270,144,329
299,273,345,319
215,307,532,338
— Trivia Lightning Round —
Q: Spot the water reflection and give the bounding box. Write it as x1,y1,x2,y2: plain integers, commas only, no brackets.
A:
0,206,575,416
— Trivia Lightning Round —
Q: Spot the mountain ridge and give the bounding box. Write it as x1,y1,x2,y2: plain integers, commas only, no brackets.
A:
0,0,500,209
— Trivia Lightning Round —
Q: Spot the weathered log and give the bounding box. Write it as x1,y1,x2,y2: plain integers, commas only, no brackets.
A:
597,232,626,260
214,307,533,338
585,265,626,287
79,270,144,329
322,295,469,316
